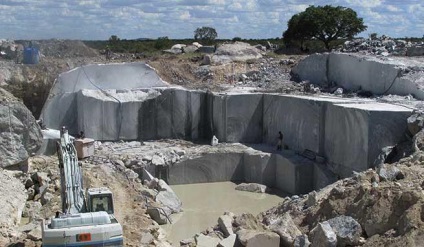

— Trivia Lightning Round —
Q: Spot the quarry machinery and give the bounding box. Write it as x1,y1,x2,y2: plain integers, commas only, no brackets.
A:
41,127,123,247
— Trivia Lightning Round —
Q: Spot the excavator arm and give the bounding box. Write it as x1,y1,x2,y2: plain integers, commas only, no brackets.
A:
57,127,86,214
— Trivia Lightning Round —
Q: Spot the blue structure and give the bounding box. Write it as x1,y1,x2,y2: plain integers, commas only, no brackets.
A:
23,47,39,64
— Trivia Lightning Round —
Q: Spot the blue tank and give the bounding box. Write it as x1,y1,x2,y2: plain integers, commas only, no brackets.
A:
23,47,39,64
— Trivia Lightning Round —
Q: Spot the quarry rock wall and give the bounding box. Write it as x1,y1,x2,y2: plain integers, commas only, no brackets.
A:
43,87,412,177
41,61,414,179
324,103,411,177
292,53,424,99
40,62,168,135
168,149,317,195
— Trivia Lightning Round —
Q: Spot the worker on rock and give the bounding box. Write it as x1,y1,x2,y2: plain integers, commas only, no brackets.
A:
277,131,283,151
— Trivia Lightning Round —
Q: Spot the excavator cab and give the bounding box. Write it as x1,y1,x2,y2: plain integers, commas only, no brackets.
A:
87,187,115,214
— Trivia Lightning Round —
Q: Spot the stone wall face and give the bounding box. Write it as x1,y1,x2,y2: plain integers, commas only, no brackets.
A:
225,94,263,143
263,95,322,154
292,53,424,99
168,149,315,195
168,153,244,185
324,103,412,177
40,62,168,133
324,104,370,177
139,89,209,141
41,61,414,179
44,87,412,178
243,152,275,187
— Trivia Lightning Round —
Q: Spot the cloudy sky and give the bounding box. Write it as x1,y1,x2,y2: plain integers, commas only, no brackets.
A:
1,0,423,40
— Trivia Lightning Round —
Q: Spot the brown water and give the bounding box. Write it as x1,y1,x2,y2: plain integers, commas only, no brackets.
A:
162,181,283,245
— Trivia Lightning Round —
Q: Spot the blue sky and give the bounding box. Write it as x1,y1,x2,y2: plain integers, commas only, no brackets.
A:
1,0,422,40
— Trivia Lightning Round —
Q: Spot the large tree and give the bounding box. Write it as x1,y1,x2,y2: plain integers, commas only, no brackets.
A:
194,26,218,41
283,5,367,50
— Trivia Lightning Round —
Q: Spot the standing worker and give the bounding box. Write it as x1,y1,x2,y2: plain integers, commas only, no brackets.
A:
277,131,283,151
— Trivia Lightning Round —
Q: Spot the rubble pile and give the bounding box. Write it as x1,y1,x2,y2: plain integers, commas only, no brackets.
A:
87,140,190,174
190,56,301,91
184,154,424,246
0,169,27,246
36,39,99,58
341,35,424,56
0,39,22,60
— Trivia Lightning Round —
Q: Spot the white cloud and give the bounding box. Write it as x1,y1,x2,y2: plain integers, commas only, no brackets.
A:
345,0,382,8
0,0,422,39
180,10,191,20
386,5,401,12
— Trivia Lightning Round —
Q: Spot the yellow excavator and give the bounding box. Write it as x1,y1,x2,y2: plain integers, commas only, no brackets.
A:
41,127,123,246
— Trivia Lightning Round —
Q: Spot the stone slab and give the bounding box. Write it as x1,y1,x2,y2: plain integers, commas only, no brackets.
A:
168,153,244,185
243,152,275,187
275,151,314,195
324,102,412,177
40,62,168,133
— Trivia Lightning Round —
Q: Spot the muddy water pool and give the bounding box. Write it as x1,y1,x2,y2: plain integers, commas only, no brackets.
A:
162,181,284,245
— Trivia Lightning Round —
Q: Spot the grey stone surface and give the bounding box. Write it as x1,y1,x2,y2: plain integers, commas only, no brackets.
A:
324,102,411,177
168,147,316,194
198,46,215,54
27,225,42,241
234,213,265,231
41,65,415,181
407,110,424,136
139,88,208,141
168,152,244,185
243,151,275,187
0,88,42,167
291,53,329,85
275,150,314,194
218,234,236,247
309,222,337,247
268,212,302,246
263,94,354,155
76,89,160,140
195,234,220,247
237,229,280,247
294,234,311,247
377,164,401,181
235,183,267,193
146,208,168,225
218,214,234,237
40,62,168,133
313,163,338,190
221,93,263,143
407,46,424,56
0,170,27,229
212,42,262,64
292,53,424,99
327,216,362,246
155,179,182,214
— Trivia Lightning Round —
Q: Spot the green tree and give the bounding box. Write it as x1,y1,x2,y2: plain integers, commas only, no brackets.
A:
154,36,170,50
109,35,120,43
194,27,218,41
283,5,367,50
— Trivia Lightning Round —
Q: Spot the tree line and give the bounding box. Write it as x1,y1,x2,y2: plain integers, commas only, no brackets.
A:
86,5,422,54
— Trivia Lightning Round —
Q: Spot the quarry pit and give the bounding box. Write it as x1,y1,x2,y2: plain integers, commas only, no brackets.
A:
34,53,424,245
2,37,424,246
